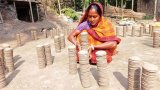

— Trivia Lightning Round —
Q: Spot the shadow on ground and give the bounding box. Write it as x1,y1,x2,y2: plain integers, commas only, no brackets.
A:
90,67,98,83
113,71,128,90
6,70,20,84
15,60,25,69
13,55,21,63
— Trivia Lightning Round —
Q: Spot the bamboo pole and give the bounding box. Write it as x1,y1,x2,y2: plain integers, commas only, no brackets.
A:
13,0,18,19
132,0,134,11
29,0,34,23
36,4,40,21
104,0,106,14
73,0,76,10
58,0,61,15
116,0,118,7
0,11,3,23
121,0,123,19
13,1,16,8
153,0,157,21
42,0,47,19
83,0,86,13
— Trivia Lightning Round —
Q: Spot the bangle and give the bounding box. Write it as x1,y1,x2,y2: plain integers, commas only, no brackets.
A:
91,44,94,50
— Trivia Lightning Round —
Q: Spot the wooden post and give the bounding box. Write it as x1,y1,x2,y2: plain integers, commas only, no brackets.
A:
36,3,40,21
29,0,34,23
73,0,76,10
42,0,47,19
153,0,157,21
13,0,18,20
104,0,106,15
13,0,16,8
58,0,61,15
121,0,123,19
132,0,134,11
116,0,118,7
83,0,86,13
0,11,3,23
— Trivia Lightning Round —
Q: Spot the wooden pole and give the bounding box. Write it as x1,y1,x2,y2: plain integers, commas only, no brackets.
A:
132,0,134,11
83,0,86,13
42,0,47,19
73,0,76,10
13,0,18,19
13,1,16,8
0,11,3,23
153,0,157,21
58,0,61,15
121,0,123,19
104,0,106,15
116,0,117,7
29,0,34,23
36,4,40,21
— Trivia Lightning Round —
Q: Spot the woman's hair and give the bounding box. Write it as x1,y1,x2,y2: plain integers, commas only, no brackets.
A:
79,2,103,25
87,4,102,16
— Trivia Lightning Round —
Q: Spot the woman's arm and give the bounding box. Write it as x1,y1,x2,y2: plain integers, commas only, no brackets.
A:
67,30,81,45
93,41,117,50
88,41,117,59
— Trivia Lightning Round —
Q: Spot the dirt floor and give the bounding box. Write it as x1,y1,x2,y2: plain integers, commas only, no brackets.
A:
0,12,70,43
0,16,160,90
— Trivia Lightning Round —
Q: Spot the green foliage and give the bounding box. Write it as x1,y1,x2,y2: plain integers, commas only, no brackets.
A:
143,15,153,20
61,8,79,21
75,0,83,11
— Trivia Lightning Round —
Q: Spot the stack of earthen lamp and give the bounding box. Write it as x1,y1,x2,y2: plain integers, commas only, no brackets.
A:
68,31,159,89
116,24,160,48
16,26,69,48
16,24,160,49
36,27,67,69
128,56,159,90
68,32,110,88
1,24,159,89
0,44,15,89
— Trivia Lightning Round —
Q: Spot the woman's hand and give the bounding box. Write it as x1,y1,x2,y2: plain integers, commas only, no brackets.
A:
75,42,81,50
72,39,80,50
88,46,93,60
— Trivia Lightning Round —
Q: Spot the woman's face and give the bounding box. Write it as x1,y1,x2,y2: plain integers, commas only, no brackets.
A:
88,9,100,26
